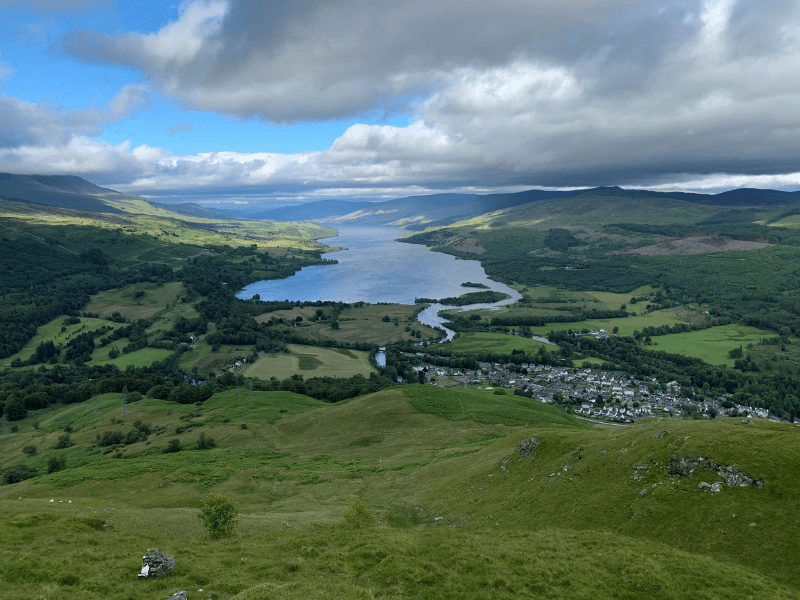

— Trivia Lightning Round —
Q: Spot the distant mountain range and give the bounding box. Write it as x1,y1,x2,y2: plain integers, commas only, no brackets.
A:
2,172,800,230
248,186,800,230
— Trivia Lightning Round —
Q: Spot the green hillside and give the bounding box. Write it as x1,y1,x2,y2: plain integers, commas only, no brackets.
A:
1,386,798,599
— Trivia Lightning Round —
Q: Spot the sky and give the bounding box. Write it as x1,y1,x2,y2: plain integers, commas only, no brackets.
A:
1,0,800,208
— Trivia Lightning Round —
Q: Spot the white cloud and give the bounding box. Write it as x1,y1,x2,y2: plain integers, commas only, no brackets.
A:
0,0,795,200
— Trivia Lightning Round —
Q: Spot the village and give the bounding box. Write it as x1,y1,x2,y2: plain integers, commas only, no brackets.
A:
412,359,786,424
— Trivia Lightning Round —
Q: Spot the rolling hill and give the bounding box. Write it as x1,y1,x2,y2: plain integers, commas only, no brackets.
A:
1,385,798,599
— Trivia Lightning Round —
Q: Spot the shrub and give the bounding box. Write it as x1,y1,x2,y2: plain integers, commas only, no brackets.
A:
3,464,38,485
47,455,66,474
198,493,237,539
342,498,375,529
54,434,73,449
97,431,124,447
196,432,216,450
163,439,181,453
22,445,37,457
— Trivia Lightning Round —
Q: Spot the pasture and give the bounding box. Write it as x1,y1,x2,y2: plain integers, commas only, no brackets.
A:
444,331,552,355
0,387,797,599
256,303,440,345
244,344,375,379
649,324,774,367
86,282,186,321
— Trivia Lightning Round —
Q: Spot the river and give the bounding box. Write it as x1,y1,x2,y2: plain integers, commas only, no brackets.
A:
237,225,521,340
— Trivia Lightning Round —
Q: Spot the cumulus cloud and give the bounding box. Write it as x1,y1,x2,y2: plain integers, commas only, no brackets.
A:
6,0,797,197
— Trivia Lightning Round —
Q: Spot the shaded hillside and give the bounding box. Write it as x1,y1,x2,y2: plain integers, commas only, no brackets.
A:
147,200,239,220
322,189,584,229
250,199,375,221
0,173,138,213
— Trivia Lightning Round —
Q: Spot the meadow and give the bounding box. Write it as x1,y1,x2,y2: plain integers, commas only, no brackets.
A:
648,324,775,367
443,331,551,355
1,386,798,599
243,344,375,379
257,303,440,345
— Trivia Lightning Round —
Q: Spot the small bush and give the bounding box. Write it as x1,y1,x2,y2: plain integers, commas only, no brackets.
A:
342,498,375,529
3,464,38,485
196,432,216,450
163,439,181,453
47,455,66,474
240,423,248,429
54,434,73,449
22,445,38,457
198,493,237,539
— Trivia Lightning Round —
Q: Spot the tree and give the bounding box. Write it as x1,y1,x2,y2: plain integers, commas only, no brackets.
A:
163,438,181,453
22,445,37,457
47,455,66,473
196,432,216,450
2,464,38,484
198,493,237,539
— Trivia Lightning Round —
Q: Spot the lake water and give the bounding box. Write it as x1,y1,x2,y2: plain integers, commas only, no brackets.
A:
237,225,521,339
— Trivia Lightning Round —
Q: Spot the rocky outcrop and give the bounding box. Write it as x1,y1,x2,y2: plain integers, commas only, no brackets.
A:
166,592,187,600
138,548,175,578
517,438,539,458
668,455,764,490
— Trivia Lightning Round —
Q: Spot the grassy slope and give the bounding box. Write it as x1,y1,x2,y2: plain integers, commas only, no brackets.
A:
244,344,376,379
1,386,798,598
444,331,551,355
417,416,800,591
0,198,336,251
255,303,440,345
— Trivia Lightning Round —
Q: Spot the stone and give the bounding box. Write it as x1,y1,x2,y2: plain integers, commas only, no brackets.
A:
639,489,647,497
517,438,539,458
166,592,187,600
741,419,752,424
138,548,175,578
652,431,666,439
698,481,721,492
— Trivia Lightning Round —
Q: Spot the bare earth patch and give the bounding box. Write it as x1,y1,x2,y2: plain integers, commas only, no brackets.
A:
622,233,774,256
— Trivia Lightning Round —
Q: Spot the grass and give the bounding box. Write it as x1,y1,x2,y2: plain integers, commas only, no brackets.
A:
1,386,799,599
257,303,440,345
3,316,126,367
402,386,593,429
443,331,551,355
584,285,660,309
85,282,186,321
0,197,336,252
648,324,775,366
244,344,375,379
89,346,175,369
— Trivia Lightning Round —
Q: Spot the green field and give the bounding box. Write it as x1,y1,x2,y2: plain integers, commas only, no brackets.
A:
89,345,175,369
244,344,376,379
3,316,125,367
86,281,187,321
518,308,691,337
649,324,774,366
444,331,552,354
584,285,660,309
257,303,440,345
1,386,798,599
